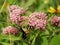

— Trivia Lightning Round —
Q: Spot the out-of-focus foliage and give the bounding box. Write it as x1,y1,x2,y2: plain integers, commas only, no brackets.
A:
0,0,60,45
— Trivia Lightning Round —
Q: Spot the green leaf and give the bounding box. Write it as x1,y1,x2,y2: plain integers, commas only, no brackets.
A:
25,0,36,7
50,34,60,45
31,30,40,45
34,36,43,45
0,42,9,45
23,42,28,45
7,0,15,4
42,37,48,45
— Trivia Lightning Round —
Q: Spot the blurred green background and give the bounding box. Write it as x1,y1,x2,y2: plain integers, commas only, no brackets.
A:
0,0,60,45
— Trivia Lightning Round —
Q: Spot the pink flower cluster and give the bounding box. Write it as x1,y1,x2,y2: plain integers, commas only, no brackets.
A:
2,26,19,35
28,12,47,30
9,5,23,15
20,16,28,24
9,5,27,24
51,16,60,26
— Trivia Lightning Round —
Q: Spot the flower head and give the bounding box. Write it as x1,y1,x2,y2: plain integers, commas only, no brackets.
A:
30,12,47,19
51,16,60,26
28,12,47,30
9,5,23,15
20,16,28,24
35,19,47,30
10,13,21,24
2,26,19,35
9,5,28,24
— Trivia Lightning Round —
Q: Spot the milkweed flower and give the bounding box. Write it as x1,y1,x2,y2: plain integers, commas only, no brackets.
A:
9,5,23,15
2,26,19,35
28,12,47,30
35,19,47,30
20,16,28,21
9,5,27,24
20,16,28,24
10,13,27,24
9,5,23,24
29,12,47,19
10,13,21,24
51,16,60,26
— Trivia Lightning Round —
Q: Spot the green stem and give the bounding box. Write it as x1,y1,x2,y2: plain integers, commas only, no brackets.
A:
9,32,12,45
31,30,40,45
0,0,6,13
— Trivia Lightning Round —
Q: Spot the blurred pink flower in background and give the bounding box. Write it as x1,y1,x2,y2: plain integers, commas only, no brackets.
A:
2,26,19,35
51,16,60,26
28,12,47,30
